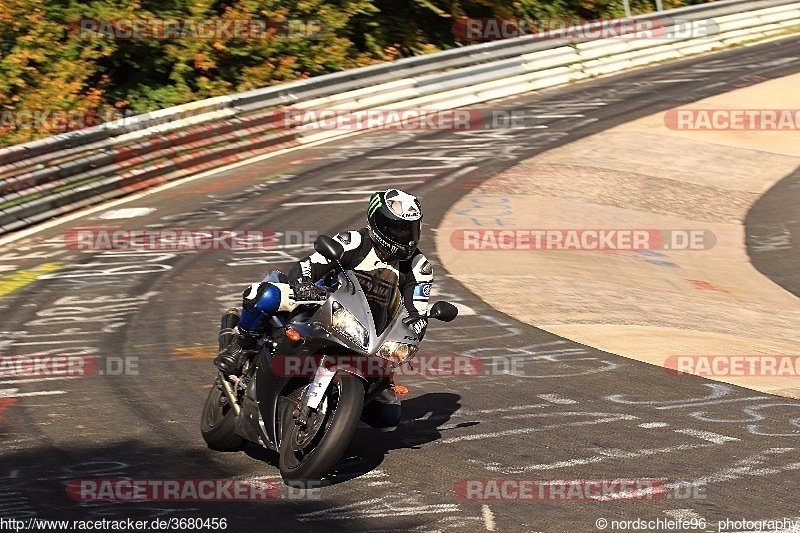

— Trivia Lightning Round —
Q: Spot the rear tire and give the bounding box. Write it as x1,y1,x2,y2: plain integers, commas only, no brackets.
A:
201,378,246,451
279,373,364,482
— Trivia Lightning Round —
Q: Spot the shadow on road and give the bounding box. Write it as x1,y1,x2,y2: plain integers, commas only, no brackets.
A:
322,392,468,484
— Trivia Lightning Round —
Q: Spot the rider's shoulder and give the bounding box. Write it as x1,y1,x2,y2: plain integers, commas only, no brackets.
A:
333,230,363,250
405,250,433,275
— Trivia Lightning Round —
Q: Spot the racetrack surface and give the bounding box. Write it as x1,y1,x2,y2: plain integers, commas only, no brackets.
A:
1,36,799,532
436,71,800,399
746,165,800,299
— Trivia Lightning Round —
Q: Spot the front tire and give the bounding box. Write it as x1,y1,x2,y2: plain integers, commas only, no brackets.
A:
201,377,246,451
279,373,364,482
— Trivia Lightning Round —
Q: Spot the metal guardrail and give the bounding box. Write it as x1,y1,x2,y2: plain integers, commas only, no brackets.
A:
1,0,799,235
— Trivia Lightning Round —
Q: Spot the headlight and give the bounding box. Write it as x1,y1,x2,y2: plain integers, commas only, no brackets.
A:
331,302,368,347
377,341,419,365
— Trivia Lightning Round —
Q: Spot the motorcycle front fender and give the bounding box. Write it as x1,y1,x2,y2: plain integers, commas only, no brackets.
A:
255,323,353,450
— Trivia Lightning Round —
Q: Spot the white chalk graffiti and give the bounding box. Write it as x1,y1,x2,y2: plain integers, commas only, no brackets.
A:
463,341,621,378
748,226,792,252
606,384,800,437
39,252,175,279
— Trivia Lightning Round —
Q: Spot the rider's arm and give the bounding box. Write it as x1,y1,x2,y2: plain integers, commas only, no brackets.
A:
400,252,434,327
288,230,363,284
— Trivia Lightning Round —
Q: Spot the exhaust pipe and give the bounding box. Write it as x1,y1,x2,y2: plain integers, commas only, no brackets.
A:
217,372,241,416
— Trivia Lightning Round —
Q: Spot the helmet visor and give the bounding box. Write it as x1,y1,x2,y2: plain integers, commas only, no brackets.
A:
375,213,421,246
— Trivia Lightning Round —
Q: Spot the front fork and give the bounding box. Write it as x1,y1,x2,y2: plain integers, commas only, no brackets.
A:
293,356,394,427
294,356,337,428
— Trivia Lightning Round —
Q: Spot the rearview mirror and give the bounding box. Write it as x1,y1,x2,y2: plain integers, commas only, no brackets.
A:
314,235,344,262
428,301,458,322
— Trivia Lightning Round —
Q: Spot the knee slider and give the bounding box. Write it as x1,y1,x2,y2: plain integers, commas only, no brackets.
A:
240,283,282,333
242,283,265,309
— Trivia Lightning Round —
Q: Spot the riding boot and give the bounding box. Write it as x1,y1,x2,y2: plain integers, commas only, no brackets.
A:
214,308,259,375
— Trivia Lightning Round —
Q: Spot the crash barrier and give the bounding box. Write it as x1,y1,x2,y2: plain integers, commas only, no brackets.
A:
1,0,799,235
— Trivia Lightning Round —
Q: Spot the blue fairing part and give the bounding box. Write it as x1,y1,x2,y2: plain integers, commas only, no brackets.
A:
255,284,282,314
239,308,263,333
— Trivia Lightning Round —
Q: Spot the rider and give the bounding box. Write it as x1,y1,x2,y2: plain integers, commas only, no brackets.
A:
214,188,433,430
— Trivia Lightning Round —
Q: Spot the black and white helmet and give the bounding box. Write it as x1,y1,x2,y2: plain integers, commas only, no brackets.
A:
367,189,423,260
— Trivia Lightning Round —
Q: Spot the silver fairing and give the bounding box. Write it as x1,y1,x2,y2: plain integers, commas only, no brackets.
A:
307,270,421,355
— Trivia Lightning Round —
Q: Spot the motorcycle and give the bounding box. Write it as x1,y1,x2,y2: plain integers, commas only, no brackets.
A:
201,235,458,482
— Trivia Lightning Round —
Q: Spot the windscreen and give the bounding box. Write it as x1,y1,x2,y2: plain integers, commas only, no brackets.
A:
353,268,402,335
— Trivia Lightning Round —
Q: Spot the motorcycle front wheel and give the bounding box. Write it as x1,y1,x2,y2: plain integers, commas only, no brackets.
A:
279,373,364,482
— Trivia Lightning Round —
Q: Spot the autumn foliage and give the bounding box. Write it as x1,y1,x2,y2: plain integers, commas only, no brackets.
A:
0,0,709,147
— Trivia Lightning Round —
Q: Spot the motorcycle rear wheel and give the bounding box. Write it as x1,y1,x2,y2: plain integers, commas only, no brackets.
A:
279,373,364,482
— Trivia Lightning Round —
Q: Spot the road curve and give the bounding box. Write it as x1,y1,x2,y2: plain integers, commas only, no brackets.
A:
438,71,800,399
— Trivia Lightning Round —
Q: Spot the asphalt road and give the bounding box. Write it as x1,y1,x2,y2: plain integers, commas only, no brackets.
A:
1,36,799,533
746,165,800,298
